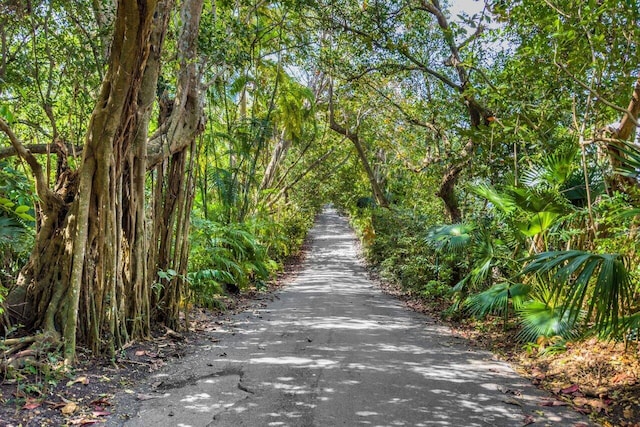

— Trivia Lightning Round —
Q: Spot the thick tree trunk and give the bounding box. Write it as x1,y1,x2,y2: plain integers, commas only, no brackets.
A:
436,164,463,223
47,0,158,363
7,0,205,364
147,0,205,329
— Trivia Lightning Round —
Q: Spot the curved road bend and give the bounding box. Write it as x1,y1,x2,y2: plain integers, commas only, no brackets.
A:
118,207,594,427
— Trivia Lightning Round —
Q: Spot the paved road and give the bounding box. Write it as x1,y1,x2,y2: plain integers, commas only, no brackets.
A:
118,207,594,427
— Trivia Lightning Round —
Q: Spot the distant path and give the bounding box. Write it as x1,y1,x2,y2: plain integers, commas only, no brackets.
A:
118,207,594,426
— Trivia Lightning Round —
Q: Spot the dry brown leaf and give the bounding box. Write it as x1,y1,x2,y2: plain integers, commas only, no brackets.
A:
22,398,41,410
612,372,636,385
90,398,112,407
540,399,568,407
61,401,78,415
623,405,635,419
573,397,608,412
67,376,89,387
69,418,100,425
560,384,580,394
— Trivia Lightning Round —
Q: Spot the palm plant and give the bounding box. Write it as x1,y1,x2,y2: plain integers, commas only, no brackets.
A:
520,250,633,338
189,219,277,305
516,283,581,343
435,152,617,340
425,221,522,318
465,281,530,330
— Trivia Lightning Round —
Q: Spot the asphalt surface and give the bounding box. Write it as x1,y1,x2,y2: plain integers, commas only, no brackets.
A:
116,207,595,427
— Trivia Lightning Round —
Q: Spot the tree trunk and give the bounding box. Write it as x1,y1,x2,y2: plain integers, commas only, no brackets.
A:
436,164,463,223
260,129,291,191
606,77,640,193
44,0,159,363
7,0,205,364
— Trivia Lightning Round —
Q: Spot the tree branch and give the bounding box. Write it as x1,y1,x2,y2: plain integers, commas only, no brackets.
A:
266,148,336,208
0,142,83,160
329,17,462,91
556,62,639,128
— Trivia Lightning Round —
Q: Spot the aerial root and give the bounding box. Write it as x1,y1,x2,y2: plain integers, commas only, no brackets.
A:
1,332,62,373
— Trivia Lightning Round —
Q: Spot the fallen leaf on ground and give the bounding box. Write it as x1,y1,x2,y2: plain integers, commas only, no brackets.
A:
560,384,580,394
522,415,535,425
22,398,41,410
502,398,522,406
89,398,111,407
68,418,100,425
67,376,89,387
612,372,636,385
92,410,111,417
623,405,634,419
136,393,159,401
61,401,78,415
540,399,568,407
573,397,608,412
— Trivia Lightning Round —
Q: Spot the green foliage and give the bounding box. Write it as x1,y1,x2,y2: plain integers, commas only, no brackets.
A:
188,219,278,307
0,162,35,310
352,207,451,299
465,282,529,322
425,223,475,253
521,250,633,339
517,301,579,344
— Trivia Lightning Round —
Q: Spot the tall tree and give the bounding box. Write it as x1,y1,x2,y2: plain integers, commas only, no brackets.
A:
2,0,205,364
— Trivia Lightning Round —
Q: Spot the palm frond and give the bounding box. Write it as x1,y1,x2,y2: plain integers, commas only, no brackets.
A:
521,250,632,336
424,223,475,253
465,282,530,319
521,148,577,189
608,140,640,179
516,300,581,343
470,184,516,214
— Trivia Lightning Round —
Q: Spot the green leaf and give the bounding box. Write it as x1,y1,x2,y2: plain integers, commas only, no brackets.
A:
521,250,632,337
17,212,36,221
0,197,15,208
425,223,475,253
0,105,15,123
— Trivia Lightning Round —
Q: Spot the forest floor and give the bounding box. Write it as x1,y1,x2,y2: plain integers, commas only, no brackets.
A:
1,236,638,426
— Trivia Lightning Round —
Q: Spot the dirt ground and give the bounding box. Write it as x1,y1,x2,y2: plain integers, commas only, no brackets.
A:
1,248,638,426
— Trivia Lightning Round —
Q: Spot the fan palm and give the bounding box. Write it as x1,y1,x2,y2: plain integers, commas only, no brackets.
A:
516,283,581,342
521,250,632,338
465,281,530,329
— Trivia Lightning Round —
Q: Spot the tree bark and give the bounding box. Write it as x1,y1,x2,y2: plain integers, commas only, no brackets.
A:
606,77,640,193
5,0,205,363
260,129,291,191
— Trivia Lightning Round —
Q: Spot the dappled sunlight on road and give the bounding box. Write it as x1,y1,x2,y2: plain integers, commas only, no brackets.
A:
122,207,595,427
250,356,339,368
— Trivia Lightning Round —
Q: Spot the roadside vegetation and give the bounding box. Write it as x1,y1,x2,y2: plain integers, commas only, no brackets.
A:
1,0,639,425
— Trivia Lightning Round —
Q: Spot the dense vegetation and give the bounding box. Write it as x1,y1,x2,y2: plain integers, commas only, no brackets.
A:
0,0,638,379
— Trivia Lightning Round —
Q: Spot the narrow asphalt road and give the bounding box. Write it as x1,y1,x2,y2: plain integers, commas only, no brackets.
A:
116,207,594,427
